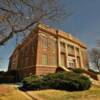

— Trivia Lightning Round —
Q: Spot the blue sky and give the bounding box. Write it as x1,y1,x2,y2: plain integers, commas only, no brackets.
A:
0,0,100,71
60,0,100,48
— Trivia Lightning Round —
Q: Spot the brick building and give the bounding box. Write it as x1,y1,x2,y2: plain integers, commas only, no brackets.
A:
8,23,89,79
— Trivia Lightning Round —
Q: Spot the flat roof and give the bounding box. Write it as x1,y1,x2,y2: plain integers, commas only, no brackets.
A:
10,23,87,58
37,23,87,48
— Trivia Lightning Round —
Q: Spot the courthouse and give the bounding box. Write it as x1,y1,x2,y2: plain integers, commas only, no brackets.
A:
8,23,89,78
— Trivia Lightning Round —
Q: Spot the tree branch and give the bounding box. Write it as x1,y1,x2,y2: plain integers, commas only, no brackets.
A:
0,0,69,46
0,7,23,15
0,31,13,45
0,18,39,45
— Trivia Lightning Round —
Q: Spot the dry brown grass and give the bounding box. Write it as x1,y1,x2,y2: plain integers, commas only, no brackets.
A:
0,84,100,100
27,86,100,100
0,84,31,100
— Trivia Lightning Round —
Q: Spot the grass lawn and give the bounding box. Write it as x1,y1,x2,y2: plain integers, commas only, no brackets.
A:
0,84,100,100
27,86,100,100
0,84,31,100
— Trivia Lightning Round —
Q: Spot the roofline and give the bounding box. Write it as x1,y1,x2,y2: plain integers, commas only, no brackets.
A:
9,23,87,59
37,23,87,49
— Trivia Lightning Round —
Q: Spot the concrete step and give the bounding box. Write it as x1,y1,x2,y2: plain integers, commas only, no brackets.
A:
59,66,70,72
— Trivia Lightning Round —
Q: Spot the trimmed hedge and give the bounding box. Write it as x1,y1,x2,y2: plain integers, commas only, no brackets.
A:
21,72,91,91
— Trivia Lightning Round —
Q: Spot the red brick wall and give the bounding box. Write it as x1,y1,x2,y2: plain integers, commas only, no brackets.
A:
36,30,57,65
18,32,38,69
35,30,58,75
8,50,19,70
18,66,36,79
35,66,57,75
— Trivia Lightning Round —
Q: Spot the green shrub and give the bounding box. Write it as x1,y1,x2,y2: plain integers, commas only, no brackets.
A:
50,72,91,91
71,68,85,74
21,72,91,91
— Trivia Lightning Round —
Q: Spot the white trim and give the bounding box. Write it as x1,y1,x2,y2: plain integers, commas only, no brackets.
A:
36,64,57,67
79,48,84,68
58,38,61,66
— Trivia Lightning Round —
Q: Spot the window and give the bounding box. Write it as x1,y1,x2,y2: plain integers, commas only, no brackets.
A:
68,58,76,68
41,36,48,48
25,57,29,67
67,45,74,56
61,53,66,66
51,55,57,65
76,48,79,56
42,54,48,65
60,42,65,52
77,57,81,67
50,40,57,54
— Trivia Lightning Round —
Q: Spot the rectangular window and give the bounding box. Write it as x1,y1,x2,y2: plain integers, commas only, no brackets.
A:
60,42,65,52
41,36,48,48
50,40,57,52
25,57,30,67
67,45,74,56
76,47,79,56
77,57,81,67
51,55,57,65
68,58,76,68
61,53,66,66
42,54,48,65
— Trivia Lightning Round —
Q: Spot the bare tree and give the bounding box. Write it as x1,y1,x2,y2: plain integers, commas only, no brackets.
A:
90,48,100,71
0,0,70,46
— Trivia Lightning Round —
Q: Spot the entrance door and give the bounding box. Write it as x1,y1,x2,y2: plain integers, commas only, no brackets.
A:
61,53,66,66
